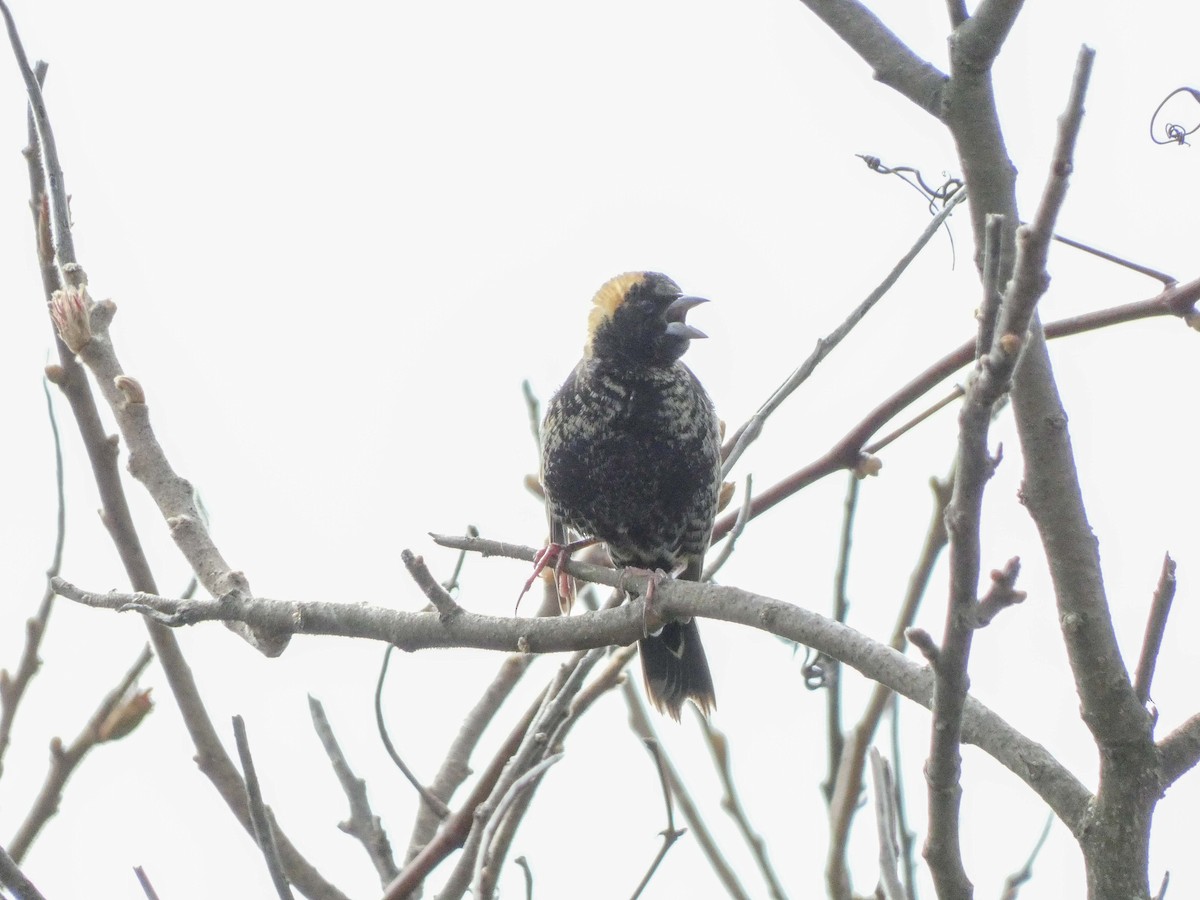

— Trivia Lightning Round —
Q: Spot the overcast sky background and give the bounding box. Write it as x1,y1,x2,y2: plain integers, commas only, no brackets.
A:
0,2,1198,898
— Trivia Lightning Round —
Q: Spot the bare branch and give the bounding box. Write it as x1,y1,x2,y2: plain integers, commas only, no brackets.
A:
721,188,967,474
374,646,451,821
999,815,1054,900
795,0,948,118
924,48,1094,900
441,649,605,900
702,474,753,581
869,749,906,900
977,213,1006,359
623,680,751,900
385,689,545,898
698,717,788,899
0,842,46,900
0,379,67,778
712,274,1200,543
629,740,689,900
1158,713,1200,788
54,542,1092,832
826,471,952,899
308,697,399,886
8,16,351,899
470,753,564,899
822,474,861,806
1133,553,1177,707
232,716,295,900
9,646,154,862
402,550,463,621
133,865,162,900
0,1,81,272
1010,48,1150,756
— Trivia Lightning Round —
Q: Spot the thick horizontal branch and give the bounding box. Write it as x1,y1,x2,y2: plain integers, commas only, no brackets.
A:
53,538,1092,830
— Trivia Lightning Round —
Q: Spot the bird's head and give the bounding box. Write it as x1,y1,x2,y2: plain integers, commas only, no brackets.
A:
584,272,708,366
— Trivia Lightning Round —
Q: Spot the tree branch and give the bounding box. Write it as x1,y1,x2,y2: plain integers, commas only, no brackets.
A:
712,276,1200,543
1133,553,1177,708
232,716,295,900
9,19,346,898
795,0,948,118
308,697,399,886
55,541,1092,831
8,646,154,862
0,378,67,778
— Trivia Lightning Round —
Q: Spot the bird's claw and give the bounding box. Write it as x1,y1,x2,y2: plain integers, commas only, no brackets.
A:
518,539,594,615
619,566,670,638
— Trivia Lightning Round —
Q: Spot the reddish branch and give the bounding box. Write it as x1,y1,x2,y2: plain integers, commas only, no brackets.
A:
712,275,1199,543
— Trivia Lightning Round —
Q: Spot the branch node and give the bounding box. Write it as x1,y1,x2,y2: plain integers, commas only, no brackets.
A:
114,375,145,405
906,628,939,666
998,332,1023,355
854,454,883,478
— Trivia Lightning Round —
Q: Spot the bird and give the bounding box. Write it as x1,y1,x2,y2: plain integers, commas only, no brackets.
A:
538,271,721,719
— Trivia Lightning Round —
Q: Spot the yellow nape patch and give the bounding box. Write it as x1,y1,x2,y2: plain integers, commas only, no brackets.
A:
585,272,646,356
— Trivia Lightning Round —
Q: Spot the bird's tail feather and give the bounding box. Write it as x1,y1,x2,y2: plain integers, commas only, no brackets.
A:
640,619,715,720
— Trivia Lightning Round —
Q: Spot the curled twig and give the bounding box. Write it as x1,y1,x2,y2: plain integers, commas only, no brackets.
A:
1149,87,1200,145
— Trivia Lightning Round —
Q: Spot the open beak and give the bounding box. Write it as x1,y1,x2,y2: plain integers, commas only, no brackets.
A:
665,295,709,340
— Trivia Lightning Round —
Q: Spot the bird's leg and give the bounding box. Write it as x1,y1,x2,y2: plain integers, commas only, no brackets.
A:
516,537,598,615
619,564,684,638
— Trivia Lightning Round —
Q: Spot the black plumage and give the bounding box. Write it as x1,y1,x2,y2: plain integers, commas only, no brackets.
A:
541,271,721,719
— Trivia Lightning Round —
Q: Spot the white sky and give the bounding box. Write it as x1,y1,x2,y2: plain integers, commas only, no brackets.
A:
0,1,1198,898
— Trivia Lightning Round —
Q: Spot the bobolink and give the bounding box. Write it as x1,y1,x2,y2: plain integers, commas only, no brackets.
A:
540,271,720,719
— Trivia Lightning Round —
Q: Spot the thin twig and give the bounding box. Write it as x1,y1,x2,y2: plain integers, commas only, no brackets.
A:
484,647,621,898
890,697,917,900
441,525,479,594
823,474,860,804
400,551,462,620
232,716,295,900
441,649,605,900
308,696,399,885
514,856,534,900
383,688,547,899
697,717,788,899
721,188,966,475
0,377,67,778
374,645,451,818
0,842,46,900
1133,553,1177,707
998,815,1054,900
977,214,1005,359
521,379,542,448
9,23,346,897
712,272,1200,544
0,1,80,273
629,740,689,900
825,471,952,899
570,644,639,719
471,753,565,898
133,866,162,900
702,474,753,581
868,749,905,900
623,680,752,900
403,584,559,867
8,646,153,862
1051,233,1176,286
